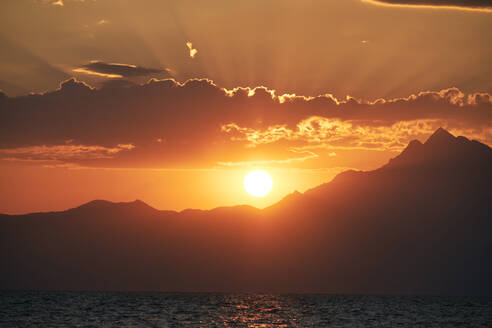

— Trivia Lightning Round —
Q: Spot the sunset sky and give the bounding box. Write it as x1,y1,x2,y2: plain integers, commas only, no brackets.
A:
1,0,491,213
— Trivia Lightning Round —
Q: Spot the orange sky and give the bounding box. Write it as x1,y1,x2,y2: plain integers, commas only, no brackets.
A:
0,0,491,213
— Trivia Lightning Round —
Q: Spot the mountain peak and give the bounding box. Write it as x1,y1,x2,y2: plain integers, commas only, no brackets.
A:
425,127,456,146
382,128,490,170
75,199,156,212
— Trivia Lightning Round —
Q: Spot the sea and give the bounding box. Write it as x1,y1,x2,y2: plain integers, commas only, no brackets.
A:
0,291,491,327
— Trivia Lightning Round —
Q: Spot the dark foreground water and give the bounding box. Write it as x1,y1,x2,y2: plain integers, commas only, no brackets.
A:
1,292,491,327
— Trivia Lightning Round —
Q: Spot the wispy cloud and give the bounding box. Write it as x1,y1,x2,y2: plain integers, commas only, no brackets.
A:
0,143,135,162
43,0,94,5
217,150,319,167
222,119,443,152
72,68,122,78
73,61,171,78
362,0,492,12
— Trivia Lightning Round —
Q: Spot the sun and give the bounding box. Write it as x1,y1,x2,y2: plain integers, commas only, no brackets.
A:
244,170,273,197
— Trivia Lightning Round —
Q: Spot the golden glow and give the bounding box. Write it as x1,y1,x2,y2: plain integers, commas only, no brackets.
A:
244,170,273,197
1,0,491,215
72,68,122,79
186,41,198,58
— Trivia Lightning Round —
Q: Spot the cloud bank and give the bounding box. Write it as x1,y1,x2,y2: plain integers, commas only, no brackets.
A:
0,78,490,168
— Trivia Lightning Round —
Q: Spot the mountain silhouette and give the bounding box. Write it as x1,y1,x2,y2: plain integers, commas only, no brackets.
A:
1,128,491,295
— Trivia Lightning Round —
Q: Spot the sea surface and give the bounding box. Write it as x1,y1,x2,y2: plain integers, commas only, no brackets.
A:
0,291,491,327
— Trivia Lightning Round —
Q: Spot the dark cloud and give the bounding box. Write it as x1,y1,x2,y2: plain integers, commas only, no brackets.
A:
74,61,171,78
99,79,137,89
366,0,492,10
0,78,490,168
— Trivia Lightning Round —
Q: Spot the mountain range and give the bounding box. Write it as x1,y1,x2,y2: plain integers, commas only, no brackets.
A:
1,128,491,295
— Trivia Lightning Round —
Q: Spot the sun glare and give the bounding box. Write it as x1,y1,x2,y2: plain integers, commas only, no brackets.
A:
244,170,273,197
